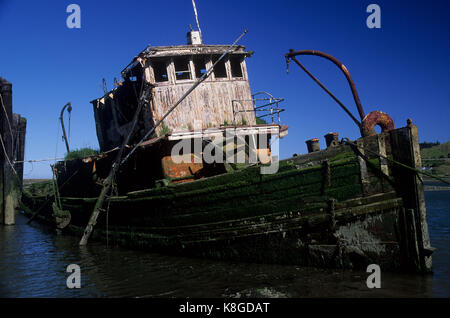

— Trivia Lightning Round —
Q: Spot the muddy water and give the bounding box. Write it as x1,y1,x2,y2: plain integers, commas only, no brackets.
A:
0,190,448,298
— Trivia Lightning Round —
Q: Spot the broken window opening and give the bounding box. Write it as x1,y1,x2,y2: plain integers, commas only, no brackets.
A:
174,57,192,81
212,55,227,79
230,56,243,78
193,56,207,79
152,60,169,82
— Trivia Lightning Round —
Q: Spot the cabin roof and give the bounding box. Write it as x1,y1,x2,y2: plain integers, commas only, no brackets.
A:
91,44,249,104
121,44,248,74
140,44,248,58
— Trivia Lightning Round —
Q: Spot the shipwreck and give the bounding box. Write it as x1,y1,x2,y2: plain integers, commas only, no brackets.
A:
21,20,434,273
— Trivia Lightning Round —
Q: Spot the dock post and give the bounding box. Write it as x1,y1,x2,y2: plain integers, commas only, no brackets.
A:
12,114,26,215
1,77,14,224
0,79,4,224
0,77,24,225
390,120,433,272
13,114,26,186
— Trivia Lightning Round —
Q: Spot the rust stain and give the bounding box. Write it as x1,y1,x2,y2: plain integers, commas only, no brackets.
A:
161,154,203,182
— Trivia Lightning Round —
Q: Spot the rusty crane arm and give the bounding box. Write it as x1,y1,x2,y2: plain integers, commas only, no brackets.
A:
285,50,366,130
59,102,72,153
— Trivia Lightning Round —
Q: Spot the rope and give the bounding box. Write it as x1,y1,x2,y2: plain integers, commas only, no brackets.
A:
105,177,116,248
0,92,15,154
0,129,18,176
51,167,61,209
285,55,362,129
342,138,450,185
0,92,19,176
106,195,110,248
24,160,34,177
14,157,66,164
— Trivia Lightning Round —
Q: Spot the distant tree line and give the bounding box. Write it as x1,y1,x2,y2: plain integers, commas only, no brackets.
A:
419,141,440,149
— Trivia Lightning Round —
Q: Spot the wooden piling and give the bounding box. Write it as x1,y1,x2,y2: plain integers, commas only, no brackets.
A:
0,77,26,225
13,114,26,185
0,79,5,224
1,77,13,224
390,122,433,272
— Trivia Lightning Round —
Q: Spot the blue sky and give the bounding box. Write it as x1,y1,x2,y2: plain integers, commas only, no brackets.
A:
1,0,449,178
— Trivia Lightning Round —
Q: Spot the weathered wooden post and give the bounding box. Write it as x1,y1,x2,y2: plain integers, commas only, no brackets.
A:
0,77,25,225
13,114,27,205
390,119,433,272
0,77,15,225
0,79,5,224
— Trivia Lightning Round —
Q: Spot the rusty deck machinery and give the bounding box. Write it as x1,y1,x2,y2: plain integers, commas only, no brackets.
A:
285,49,436,273
285,49,394,137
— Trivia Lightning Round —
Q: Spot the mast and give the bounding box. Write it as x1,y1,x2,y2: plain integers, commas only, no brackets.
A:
191,0,203,42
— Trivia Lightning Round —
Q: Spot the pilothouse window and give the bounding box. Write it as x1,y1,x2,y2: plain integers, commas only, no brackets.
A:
193,56,207,79
174,57,192,80
212,55,227,79
230,56,243,78
152,60,168,82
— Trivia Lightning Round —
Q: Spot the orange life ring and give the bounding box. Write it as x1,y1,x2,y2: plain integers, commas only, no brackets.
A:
361,111,395,137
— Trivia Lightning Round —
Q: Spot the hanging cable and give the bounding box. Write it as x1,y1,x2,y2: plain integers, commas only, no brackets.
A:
0,131,18,176
342,138,450,185
0,92,15,154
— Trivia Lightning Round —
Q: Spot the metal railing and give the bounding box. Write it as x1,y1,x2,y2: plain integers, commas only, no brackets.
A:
232,91,285,125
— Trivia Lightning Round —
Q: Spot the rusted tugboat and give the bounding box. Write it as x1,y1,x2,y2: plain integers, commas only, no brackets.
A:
21,25,434,273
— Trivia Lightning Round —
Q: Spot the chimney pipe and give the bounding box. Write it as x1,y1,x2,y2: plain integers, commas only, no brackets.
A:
305,138,320,153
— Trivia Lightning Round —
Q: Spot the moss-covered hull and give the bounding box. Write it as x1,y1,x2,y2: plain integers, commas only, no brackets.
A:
22,126,433,272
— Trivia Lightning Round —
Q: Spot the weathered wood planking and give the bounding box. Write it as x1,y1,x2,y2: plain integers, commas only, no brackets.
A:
91,44,258,150
152,79,255,132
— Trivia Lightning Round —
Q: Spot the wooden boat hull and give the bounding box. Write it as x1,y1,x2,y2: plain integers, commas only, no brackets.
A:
22,125,433,273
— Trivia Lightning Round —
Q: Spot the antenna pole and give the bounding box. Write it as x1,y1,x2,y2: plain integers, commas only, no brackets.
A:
192,0,202,40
